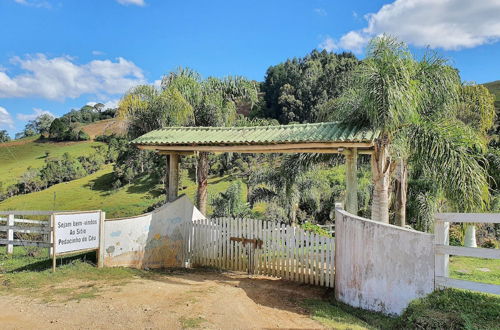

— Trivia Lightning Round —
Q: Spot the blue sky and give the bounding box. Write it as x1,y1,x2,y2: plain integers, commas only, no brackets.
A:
1,0,499,137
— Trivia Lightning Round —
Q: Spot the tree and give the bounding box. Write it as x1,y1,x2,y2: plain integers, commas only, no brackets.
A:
249,157,339,225
118,84,194,139
23,113,55,137
331,36,490,224
49,118,68,140
211,181,251,218
0,130,10,143
261,50,359,123
35,113,55,136
160,68,258,214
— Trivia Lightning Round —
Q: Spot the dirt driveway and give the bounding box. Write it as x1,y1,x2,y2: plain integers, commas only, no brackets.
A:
0,271,328,329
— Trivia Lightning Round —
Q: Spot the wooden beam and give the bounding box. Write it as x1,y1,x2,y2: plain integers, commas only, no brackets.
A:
344,148,358,215
168,153,180,202
158,151,194,156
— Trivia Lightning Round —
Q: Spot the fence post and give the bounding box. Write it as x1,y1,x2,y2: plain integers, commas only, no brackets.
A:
98,211,105,268
434,220,449,282
7,214,14,254
49,214,54,257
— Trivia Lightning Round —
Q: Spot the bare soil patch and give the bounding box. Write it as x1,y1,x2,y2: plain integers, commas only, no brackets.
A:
0,270,327,329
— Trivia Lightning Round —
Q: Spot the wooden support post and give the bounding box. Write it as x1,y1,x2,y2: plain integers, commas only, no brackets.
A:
52,214,56,272
435,220,450,280
344,148,358,215
97,211,105,268
168,153,179,202
7,214,14,254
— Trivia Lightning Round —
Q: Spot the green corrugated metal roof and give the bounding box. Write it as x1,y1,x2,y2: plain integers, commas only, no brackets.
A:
132,122,378,146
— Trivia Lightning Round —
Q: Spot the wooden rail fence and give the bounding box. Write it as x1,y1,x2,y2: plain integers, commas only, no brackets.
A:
435,213,500,295
185,217,335,287
0,211,56,253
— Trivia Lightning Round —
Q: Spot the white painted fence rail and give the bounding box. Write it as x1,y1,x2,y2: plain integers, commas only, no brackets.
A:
434,213,500,295
0,211,54,253
185,217,335,287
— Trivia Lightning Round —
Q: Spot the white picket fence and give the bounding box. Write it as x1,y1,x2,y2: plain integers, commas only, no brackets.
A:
184,217,335,287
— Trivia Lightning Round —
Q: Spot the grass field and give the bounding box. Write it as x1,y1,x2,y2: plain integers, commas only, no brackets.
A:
0,163,248,218
0,137,104,187
449,256,500,285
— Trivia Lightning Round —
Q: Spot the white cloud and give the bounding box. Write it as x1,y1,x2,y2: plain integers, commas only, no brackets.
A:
87,99,119,109
16,108,55,121
319,37,336,52
92,50,105,56
337,31,369,54
14,0,51,8
0,106,14,129
116,0,145,6
314,8,327,16
0,54,146,101
323,0,500,53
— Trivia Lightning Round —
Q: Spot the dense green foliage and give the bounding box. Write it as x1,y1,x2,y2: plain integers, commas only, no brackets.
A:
49,118,90,141
300,222,331,237
259,50,359,123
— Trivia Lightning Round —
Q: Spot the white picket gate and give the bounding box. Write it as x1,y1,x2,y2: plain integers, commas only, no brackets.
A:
184,217,335,288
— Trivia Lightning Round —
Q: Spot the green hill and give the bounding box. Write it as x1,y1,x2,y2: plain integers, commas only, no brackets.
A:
0,163,244,218
483,80,500,100
0,137,104,187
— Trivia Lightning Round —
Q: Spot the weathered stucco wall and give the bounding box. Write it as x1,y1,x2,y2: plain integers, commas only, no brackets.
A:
104,195,205,268
334,209,434,315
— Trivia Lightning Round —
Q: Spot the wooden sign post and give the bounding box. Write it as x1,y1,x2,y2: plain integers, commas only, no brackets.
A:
52,210,104,272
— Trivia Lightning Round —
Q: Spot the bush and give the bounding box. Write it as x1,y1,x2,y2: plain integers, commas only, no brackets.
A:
449,225,464,246
301,222,331,237
481,239,498,249
399,288,500,329
211,181,251,218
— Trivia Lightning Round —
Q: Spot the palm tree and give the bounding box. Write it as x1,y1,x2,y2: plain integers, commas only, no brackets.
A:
118,84,195,198
249,156,334,225
118,84,194,138
330,36,491,223
161,69,258,214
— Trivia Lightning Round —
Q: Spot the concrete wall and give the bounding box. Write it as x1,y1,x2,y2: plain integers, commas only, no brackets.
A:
334,209,434,315
104,195,205,268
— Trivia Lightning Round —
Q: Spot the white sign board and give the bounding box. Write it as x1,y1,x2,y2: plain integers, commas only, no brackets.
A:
54,211,101,254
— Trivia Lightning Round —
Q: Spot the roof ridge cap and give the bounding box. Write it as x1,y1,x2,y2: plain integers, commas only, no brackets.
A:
155,121,341,131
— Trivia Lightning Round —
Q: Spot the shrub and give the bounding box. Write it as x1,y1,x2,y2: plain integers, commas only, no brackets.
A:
481,239,498,249
211,181,251,218
449,225,464,246
301,222,331,237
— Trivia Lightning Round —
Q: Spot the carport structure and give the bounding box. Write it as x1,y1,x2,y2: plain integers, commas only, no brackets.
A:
131,121,379,215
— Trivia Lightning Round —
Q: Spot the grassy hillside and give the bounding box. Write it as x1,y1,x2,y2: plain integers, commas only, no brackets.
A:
0,137,104,187
484,80,500,100
81,119,126,139
0,163,247,218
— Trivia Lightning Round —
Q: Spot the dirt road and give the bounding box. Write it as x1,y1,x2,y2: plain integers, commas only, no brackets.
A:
0,271,327,329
